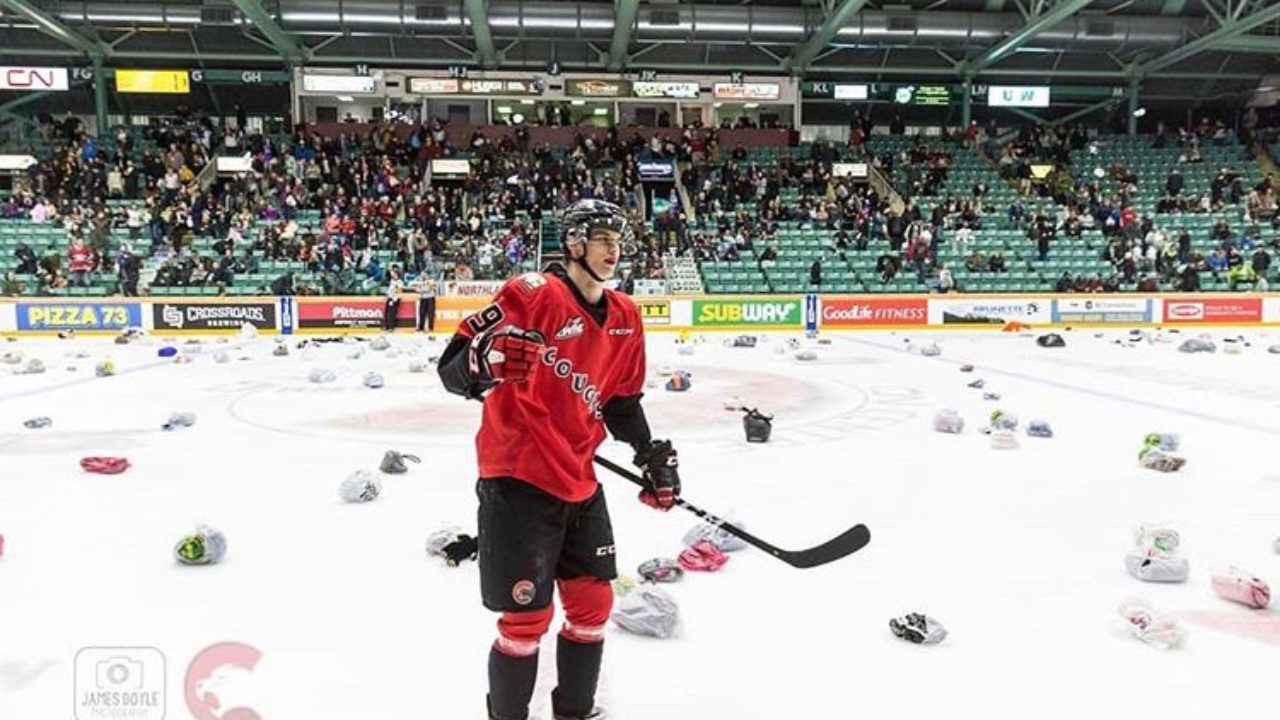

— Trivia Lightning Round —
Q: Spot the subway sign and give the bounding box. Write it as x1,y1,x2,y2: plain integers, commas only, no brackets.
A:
692,299,801,327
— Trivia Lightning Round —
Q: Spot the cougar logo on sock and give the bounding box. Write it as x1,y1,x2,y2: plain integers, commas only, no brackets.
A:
511,580,536,605
555,316,585,340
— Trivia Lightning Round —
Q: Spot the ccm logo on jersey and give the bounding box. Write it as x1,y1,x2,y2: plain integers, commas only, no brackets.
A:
607,328,634,336
555,316,585,340
595,545,616,557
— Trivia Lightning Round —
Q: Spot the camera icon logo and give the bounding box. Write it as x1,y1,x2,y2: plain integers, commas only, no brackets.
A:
75,647,165,720
95,656,144,691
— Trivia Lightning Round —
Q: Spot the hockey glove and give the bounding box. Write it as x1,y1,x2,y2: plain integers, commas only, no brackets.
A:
468,326,545,384
443,534,478,567
634,439,681,511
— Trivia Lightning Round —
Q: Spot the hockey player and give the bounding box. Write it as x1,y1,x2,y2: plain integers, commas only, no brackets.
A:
438,199,681,720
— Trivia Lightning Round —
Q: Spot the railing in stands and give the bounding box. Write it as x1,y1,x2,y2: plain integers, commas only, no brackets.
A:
868,165,905,215
666,253,703,295
195,157,218,194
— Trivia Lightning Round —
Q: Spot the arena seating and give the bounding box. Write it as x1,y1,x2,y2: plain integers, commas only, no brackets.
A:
2,123,1275,297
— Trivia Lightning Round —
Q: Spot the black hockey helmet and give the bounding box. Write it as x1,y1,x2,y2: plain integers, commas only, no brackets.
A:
561,199,635,281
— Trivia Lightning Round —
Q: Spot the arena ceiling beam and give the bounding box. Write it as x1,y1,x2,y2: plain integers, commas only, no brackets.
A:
960,0,1094,75
0,0,109,58
1133,0,1280,77
608,0,641,71
1160,0,1188,15
1212,35,1280,53
785,0,873,75
463,0,498,68
228,0,311,63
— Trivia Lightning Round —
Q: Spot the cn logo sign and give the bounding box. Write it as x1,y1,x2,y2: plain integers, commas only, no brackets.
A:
0,66,70,92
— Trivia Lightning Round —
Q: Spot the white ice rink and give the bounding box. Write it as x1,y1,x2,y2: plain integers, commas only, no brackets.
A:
2,327,1278,719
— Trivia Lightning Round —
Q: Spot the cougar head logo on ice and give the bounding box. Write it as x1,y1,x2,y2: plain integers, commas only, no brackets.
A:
184,641,264,720
555,316,585,341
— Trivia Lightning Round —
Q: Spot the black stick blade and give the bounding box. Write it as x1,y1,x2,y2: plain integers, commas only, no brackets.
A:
774,523,871,569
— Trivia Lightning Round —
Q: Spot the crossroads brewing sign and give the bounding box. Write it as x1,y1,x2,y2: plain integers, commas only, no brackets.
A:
153,301,277,331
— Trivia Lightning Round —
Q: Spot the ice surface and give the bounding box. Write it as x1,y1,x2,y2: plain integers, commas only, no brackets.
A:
1,328,1278,719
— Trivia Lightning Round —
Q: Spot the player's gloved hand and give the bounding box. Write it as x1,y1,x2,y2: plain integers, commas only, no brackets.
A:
443,534,478,567
468,326,545,384
634,439,680,511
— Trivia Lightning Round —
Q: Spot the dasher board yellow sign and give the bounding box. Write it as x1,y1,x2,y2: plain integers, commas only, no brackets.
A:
116,70,190,94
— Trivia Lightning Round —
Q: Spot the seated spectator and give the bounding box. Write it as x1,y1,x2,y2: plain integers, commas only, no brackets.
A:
907,238,931,280
2,271,26,295
39,267,68,293
876,253,901,282
1206,247,1229,276
1175,263,1201,291
213,250,236,286
987,252,1007,273
270,271,296,296
757,244,778,269
234,248,260,275
14,243,38,274
809,259,822,286
937,264,955,293
1007,200,1027,229
1228,260,1257,290
1252,247,1272,281
1054,271,1073,292
965,250,986,272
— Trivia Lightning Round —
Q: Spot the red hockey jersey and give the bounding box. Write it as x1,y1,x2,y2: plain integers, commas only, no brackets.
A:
457,272,646,502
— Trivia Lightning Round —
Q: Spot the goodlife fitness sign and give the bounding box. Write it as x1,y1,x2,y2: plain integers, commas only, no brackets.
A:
821,297,927,327
0,67,69,92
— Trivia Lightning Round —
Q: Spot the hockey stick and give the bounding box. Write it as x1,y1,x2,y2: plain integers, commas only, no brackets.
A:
594,455,871,569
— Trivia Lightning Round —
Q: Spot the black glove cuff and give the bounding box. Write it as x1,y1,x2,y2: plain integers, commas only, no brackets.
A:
633,438,673,468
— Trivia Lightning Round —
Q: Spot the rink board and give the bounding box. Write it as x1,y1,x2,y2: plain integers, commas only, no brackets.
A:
2,293,1278,335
